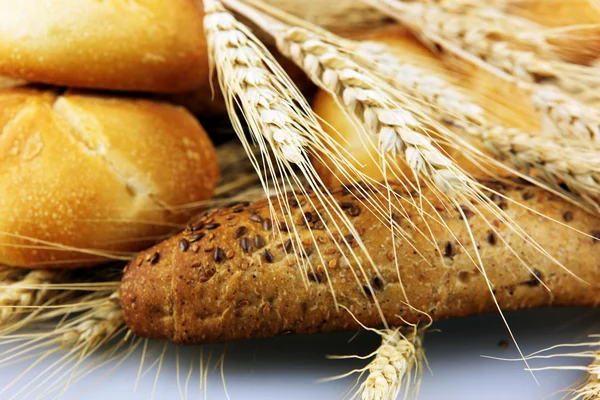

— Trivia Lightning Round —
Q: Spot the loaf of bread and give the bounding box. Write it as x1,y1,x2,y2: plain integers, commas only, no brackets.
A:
0,0,207,93
0,87,219,268
121,184,600,344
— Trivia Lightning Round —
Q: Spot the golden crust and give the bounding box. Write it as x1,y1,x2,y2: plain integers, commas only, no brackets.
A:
121,185,600,344
0,0,208,93
0,87,219,268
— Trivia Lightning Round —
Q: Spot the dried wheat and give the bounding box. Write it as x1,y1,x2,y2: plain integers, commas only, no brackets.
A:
0,269,63,324
324,322,425,400
59,292,124,348
203,0,420,317
358,328,424,400
368,0,600,141
466,123,600,213
327,37,600,213
352,41,485,124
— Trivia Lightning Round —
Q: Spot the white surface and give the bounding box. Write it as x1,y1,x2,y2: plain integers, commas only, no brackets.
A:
1,307,596,400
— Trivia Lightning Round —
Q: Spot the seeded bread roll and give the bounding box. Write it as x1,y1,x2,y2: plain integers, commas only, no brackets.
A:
0,0,207,93
121,184,600,344
0,87,219,268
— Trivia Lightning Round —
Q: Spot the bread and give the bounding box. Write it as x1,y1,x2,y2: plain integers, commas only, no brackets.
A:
0,87,219,268
0,0,207,93
312,26,539,186
121,184,600,344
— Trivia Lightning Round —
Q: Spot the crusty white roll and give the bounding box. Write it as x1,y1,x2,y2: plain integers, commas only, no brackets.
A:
0,0,208,93
0,87,219,268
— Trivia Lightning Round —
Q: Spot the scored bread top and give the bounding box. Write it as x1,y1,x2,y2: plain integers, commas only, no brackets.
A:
0,0,208,93
0,87,219,267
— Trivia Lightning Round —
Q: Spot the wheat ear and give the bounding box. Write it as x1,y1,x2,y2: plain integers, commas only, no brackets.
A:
0,269,64,324
203,0,420,320
0,288,126,398
342,40,600,213
323,310,426,400
367,0,600,142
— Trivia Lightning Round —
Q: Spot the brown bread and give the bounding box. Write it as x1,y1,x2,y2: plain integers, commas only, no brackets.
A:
121,184,600,344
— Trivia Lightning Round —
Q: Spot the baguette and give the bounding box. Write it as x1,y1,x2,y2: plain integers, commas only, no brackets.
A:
0,87,219,268
121,183,600,344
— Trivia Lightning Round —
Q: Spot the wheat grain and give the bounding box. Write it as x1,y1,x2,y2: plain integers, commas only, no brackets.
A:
337,38,600,212
576,353,600,400
59,292,124,348
352,41,486,124
0,269,62,324
368,0,600,141
359,328,424,400
466,123,600,213
532,89,600,141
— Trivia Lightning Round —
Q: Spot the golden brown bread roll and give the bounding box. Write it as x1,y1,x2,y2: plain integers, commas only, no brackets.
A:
121,184,600,344
0,88,219,268
0,0,207,93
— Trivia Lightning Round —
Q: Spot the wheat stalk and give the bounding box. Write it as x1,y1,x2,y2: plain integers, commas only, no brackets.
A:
324,319,425,400
0,269,64,324
367,0,600,142
334,38,600,213
576,353,600,400
358,328,424,400
226,3,474,197
203,0,425,320
466,124,600,213
58,292,124,348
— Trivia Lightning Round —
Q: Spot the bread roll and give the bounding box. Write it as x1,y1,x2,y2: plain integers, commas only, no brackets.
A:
0,88,219,268
121,184,600,344
0,0,207,93
312,26,538,186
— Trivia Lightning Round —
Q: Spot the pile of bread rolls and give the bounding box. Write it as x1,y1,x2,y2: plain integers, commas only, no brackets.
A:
0,0,220,268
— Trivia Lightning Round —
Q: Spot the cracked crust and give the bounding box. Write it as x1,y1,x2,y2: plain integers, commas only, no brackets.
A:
0,0,208,93
0,87,219,268
121,184,600,344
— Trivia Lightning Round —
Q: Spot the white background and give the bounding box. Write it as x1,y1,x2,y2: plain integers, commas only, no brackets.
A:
1,307,597,400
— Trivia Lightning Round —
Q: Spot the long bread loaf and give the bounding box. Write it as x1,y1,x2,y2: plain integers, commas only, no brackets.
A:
121,184,600,344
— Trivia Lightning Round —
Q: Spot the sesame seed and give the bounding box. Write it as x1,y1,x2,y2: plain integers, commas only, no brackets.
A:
213,247,225,263
233,226,247,239
254,235,266,249
522,191,534,200
240,238,251,253
264,249,274,263
250,215,262,223
308,272,319,282
349,205,361,217
179,239,190,252
386,250,395,261
328,257,338,269
188,233,205,243
148,252,160,264
444,241,457,257
263,218,272,230
226,250,234,259
563,211,574,222
373,276,384,291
